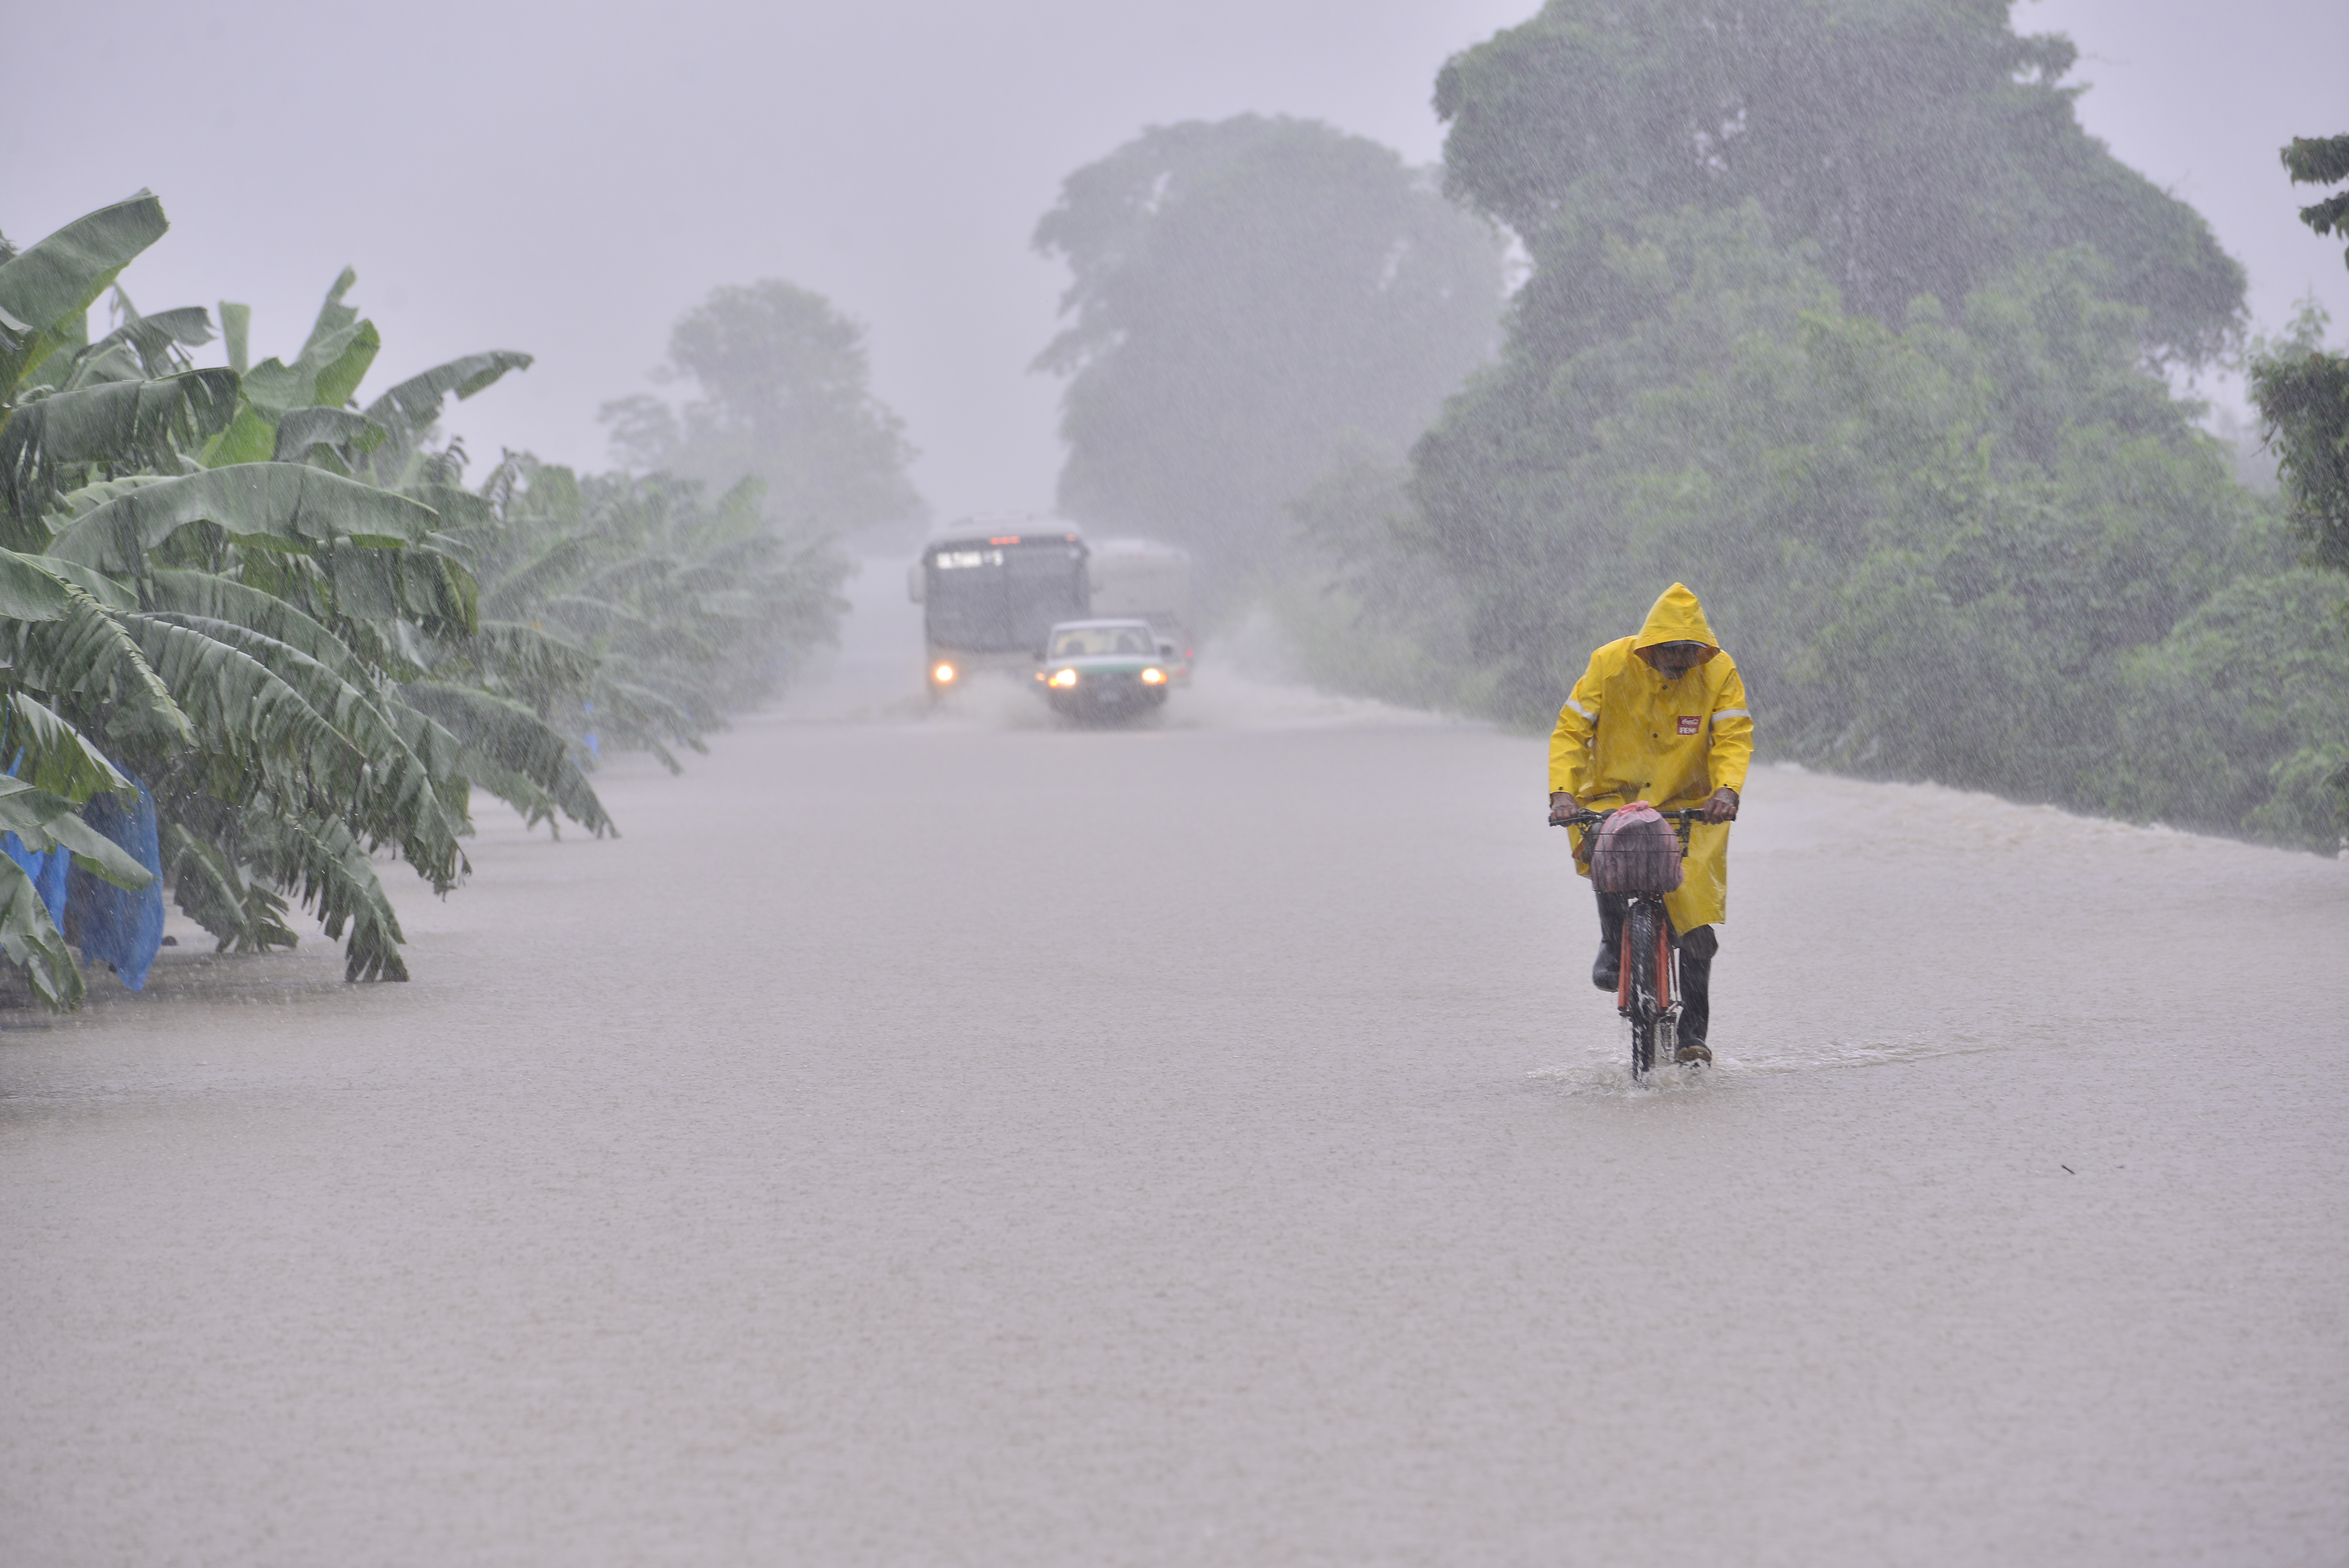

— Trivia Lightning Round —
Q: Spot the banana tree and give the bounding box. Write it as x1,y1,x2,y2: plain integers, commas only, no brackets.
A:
452,454,850,768
0,194,602,998
2,190,846,1004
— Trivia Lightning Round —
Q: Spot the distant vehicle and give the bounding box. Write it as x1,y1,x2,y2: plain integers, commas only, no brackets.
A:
908,517,1090,696
1085,538,1194,684
1034,619,1173,721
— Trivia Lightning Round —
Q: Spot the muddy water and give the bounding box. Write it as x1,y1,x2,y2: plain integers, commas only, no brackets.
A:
4,655,2345,1564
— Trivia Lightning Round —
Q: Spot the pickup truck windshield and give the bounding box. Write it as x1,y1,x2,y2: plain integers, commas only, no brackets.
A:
1050,627,1156,658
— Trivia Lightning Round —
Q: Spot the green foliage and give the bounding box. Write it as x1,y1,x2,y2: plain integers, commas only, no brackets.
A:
1260,444,1497,713
600,281,921,538
0,775,155,891
1434,0,2245,367
1394,195,2326,841
0,191,848,1003
2244,132,2349,833
1329,1,2349,853
2283,134,2349,271
2110,570,2349,852
0,766,156,1009
0,369,241,528
2246,303,2349,573
1034,115,1503,598
359,349,534,482
449,454,851,776
49,463,445,571
0,192,170,400
2,692,132,800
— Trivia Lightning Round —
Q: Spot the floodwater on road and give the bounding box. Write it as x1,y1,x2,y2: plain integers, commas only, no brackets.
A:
4,595,2346,1564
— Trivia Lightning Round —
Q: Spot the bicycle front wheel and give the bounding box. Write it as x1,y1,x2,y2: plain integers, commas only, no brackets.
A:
1624,900,1670,1077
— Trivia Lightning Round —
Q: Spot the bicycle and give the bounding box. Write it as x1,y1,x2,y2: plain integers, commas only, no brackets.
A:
1554,806,1707,1079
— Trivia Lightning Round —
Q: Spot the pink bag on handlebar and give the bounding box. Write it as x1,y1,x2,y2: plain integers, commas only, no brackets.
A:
1589,802,1683,893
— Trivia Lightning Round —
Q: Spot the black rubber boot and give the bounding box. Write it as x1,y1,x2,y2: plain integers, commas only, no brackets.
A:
1676,924,1718,1060
1592,891,1624,991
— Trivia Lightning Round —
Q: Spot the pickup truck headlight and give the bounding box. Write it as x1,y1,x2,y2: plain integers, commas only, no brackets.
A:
1048,668,1079,688
932,662,956,684
1140,667,1166,685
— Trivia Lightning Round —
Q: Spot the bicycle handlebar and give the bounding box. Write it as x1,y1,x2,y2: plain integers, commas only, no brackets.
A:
1551,806,1712,828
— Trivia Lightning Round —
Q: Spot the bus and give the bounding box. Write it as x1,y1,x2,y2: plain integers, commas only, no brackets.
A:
908,518,1092,695
1084,538,1192,683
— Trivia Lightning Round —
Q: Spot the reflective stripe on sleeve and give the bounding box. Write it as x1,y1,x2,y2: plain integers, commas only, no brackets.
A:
1563,697,1594,719
1712,707,1750,720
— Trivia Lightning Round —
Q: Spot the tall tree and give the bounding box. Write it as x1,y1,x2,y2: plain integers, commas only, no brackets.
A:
1033,116,1503,595
1338,0,2349,852
1433,0,2245,368
2249,135,2349,574
2243,132,2349,840
601,281,924,539
2283,133,2349,276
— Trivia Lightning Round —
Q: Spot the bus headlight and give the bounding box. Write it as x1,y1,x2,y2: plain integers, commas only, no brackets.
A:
1048,668,1079,688
932,662,957,685
1140,667,1166,684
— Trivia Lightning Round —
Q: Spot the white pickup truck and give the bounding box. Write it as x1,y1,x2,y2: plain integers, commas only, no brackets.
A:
1084,538,1192,684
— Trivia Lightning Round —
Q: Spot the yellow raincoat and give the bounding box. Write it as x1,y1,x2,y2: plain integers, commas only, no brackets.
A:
1549,583,1754,932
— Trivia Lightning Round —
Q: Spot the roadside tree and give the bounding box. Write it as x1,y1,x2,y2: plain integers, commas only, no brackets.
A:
1341,0,2349,851
1033,115,1503,598
600,280,924,540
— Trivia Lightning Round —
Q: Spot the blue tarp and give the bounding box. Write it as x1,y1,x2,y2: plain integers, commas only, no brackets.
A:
65,780,165,992
1,832,71,927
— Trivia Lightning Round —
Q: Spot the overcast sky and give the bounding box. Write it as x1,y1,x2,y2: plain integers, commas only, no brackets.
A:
14,0,2347,522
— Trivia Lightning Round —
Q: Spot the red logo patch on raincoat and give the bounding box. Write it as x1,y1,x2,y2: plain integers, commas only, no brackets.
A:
1677,715,1701,736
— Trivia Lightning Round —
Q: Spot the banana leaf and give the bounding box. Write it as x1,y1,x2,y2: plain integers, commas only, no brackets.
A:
55,340,152,390
144,612,469,889
296,269,360,362
49,463,443,573
84,302,214,380
469,618,598,691
1,368,241,519
142,567,376,686
0,775,156,888
240,319,380,419
399,481,498,533
118,615,346,782
0,856,82,1009
321,537,478,634
0,192,169,397
273,406,386,467
0,545,79,620
398,680,612,834
4,580,191,747
219,302,250,375
249,808,408,981
31,554,139,611
479,534,595,614
1,692,133,801
162,821,297,953
363,350,533,456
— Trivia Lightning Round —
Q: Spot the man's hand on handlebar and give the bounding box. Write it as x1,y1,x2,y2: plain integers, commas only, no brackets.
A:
1550,788,1737,825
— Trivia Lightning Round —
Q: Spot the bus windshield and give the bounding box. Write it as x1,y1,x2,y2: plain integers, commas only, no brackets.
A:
923,538,1088,653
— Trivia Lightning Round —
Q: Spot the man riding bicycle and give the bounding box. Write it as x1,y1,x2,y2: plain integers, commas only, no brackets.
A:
1547,583,1753,1064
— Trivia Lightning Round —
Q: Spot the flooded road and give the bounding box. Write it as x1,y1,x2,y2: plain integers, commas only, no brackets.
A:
4,596,2346,1563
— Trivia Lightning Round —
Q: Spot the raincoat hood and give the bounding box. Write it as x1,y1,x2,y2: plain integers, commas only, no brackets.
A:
1634,583,1719,650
